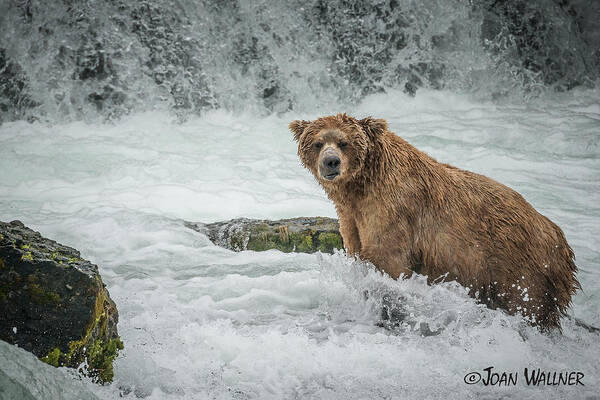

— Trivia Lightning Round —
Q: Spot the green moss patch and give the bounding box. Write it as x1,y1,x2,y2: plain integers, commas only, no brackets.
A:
293,232,314,252
40,337,124,382
41,347,61,367
242,225,343,254
317,232,343,253
87,337,124,383
246,228,314,253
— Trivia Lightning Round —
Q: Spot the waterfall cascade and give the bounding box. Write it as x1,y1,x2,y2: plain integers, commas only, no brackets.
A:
1,0,598,123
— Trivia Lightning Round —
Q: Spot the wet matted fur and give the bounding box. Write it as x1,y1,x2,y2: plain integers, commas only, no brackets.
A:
290,113,580,330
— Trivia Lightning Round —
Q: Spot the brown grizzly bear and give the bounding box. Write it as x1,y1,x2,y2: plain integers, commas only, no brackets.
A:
289,113,580,330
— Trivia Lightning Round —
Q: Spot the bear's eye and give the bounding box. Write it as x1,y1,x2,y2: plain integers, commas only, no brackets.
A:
339,141,348,149
314,142,323,150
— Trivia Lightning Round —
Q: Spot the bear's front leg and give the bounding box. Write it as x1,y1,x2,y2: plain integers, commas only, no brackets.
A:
360,240,414,280
337,209,361,256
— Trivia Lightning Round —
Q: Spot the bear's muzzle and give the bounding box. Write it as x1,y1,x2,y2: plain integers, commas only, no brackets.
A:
319,148,341,180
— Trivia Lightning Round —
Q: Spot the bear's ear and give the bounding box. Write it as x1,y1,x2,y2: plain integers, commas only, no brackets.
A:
289,119,311,142
359,117,388,139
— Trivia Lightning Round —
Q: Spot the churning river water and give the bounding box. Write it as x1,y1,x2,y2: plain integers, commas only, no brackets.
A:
0,88,599,399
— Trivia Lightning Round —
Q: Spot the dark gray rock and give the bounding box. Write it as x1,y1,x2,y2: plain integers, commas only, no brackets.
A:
0,220,122,383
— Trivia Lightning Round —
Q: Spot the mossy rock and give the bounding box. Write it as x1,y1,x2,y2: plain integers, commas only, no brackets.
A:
186,217,344,254
0,220,122,384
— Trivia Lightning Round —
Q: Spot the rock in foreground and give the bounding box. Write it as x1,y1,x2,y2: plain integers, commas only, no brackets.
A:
187,217,344,254
0,220,122,383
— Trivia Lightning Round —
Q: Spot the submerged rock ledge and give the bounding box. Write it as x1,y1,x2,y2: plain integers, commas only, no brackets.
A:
187,217,344,254
0,220,122,384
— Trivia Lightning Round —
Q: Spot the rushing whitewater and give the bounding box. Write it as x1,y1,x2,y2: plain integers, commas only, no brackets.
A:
1,89,599,399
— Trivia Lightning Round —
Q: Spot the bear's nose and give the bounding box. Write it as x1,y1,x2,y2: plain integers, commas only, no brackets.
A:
324,155,341,170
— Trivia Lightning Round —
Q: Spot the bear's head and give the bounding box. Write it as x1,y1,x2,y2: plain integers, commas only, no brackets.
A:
289,113,387,187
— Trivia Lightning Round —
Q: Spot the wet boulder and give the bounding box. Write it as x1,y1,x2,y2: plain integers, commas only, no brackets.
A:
187,217,343,254
0,220,122,383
